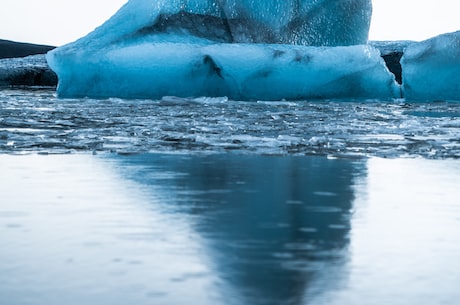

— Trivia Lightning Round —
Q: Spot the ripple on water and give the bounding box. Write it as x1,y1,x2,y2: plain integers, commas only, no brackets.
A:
1,89,459,158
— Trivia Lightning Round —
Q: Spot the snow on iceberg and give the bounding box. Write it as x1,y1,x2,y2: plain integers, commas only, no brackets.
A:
401,31,460,101
47,0,401,100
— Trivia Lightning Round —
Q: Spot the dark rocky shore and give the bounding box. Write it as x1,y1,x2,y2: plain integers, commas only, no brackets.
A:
0,39,57,87
0,39,55,59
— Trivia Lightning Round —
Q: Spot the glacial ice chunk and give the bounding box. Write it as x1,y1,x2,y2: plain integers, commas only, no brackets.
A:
47,43,400,100
401,31,460,101
64,0,372,47
46,0,391,100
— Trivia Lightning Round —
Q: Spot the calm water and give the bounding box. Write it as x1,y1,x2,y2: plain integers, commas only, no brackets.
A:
1,89,460,305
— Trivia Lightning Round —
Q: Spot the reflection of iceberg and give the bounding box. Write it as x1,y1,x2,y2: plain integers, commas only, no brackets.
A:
46,0,403,100
401,31,460,102
0,154,223,305
111,153,365,304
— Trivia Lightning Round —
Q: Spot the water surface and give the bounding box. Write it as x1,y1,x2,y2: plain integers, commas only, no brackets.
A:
1,153,459,305
1,89,459,158
1,88,459,304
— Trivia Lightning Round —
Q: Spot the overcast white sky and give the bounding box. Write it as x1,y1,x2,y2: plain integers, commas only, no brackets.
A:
0,0,459,46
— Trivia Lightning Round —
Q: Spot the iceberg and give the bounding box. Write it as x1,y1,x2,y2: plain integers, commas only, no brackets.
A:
47,0,402,100
401,31,460,102
48,43,399,100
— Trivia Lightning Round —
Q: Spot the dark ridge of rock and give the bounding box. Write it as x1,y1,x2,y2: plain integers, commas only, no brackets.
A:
0,54,57,88
370,40,413,85
0,39,55,59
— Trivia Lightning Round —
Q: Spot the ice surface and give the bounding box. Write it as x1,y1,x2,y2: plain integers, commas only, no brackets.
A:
47,43,399,100
401,31,460,101
64,0,372,47
46,0,380,100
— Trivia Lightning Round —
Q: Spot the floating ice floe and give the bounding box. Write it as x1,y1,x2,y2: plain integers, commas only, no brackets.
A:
401,31,460,102
47,42,400,100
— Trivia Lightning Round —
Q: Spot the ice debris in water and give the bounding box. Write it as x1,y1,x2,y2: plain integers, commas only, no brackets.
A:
45,0,399,101
1,89,459,158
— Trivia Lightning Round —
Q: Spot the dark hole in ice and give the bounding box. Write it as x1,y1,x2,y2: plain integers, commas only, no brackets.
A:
381,51,404,85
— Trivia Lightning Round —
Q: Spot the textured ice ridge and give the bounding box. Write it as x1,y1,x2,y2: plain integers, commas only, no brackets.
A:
46,0,399,101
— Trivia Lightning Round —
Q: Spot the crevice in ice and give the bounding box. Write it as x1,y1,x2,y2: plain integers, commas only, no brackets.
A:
203,55,223,78
370,41,413,86
381,52,403,85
